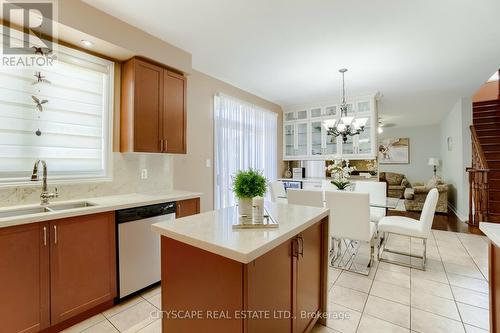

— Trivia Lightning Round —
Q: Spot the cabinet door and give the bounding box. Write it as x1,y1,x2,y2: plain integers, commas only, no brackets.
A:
176,198,200,218
246,239,294,333
163,71,187,153
295,223,322,333
50,213,116,324
310,121,323,156
133,59,163,152
0,223,50,333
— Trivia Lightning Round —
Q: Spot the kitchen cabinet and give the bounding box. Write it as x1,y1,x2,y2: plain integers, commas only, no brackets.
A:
284,95,377,160
0,213,116,332
50,212,116,325
121,57,187,154
0,222,50,333
176,198,200,218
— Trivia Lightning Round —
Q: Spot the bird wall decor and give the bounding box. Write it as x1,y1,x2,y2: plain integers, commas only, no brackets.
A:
33,72,51,85
32,95,48,112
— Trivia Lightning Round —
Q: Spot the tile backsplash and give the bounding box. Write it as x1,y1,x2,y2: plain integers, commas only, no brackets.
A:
0,153,173,207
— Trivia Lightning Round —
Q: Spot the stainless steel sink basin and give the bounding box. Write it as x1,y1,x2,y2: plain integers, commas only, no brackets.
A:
47,201,96,211
0,206,52,218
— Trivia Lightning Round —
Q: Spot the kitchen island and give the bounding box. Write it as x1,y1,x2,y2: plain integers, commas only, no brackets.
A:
152,201,329,333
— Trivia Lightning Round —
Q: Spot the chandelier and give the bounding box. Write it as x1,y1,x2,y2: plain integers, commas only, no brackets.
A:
324,69,367,143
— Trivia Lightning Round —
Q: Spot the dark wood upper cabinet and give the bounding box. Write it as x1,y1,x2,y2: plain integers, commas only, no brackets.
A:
50,212,116,325
121,57,187,154
0,222,50,333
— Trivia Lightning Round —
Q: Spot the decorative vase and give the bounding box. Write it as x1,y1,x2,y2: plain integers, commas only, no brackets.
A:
238,198,253,216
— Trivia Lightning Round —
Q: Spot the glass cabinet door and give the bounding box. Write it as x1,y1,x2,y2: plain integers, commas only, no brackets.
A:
341,135,356,155
310,107,322,118
325,131,338,155
284,110,308,122
296,122,308,156
357,126,372,155
284,124,295,157
310,121,323,156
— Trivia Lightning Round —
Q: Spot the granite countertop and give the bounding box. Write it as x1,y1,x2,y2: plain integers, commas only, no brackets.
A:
151,201,329,264
0,190,202,229
480,222,500,247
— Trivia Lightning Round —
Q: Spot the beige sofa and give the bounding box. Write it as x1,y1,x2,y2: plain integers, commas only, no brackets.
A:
404,179,448,213
380,172,410,198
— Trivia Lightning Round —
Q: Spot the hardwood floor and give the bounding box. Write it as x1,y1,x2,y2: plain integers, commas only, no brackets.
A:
387,209,484,235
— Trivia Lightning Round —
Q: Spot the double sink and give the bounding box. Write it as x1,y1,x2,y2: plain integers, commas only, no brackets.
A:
0,201,97,219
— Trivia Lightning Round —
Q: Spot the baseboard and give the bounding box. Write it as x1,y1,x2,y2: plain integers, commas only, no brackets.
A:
448,202,468,223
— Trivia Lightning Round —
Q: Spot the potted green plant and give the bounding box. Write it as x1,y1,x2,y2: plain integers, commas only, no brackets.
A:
233,169,267,216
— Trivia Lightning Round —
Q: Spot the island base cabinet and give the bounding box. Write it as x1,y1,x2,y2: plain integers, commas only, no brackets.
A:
50,212,117,325
489,242,500,332
160,217,327,333
0,223,50,333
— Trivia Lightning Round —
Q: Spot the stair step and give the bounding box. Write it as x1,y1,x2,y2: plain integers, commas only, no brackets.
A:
485,152,500,160
488,214,500,223
473,106,500,112
474,123,500,131
475,128,498,133
489,161,500,169
473,99,500,107
477,136,500,144
473,109,500,116
481,144,500,152
474,117,500,125
490,191,500,201
490,201,500,214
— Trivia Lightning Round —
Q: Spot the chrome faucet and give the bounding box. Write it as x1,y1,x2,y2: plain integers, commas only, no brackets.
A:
31,160,58,205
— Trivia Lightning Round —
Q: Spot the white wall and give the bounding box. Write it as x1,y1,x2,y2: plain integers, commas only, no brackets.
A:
379,125,441,183
439,97,472,221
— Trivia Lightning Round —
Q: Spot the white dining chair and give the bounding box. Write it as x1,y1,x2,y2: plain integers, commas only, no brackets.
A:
354,181,387,223
269,181,287,203
287,189,324,207
325,191,377,275
377,188,439,270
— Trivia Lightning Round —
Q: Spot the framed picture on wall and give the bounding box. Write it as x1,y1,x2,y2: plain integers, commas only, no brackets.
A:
378,137,410,164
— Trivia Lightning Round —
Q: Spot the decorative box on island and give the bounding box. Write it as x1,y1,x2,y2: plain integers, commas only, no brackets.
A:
233,197,279,229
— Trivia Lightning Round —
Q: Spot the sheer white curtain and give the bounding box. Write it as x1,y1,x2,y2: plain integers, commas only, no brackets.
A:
214,93,278,209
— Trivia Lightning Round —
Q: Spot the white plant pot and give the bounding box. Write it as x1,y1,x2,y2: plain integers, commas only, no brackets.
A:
238,198,253,216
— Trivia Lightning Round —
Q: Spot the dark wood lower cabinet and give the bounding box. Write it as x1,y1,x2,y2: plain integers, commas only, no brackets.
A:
489,242,500,332
50,212,116,325
176,198,200,218
0,212,116,333
0,222,50,333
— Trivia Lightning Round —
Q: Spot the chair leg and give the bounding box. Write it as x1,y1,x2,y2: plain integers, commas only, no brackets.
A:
422,238,427,270
378,232,427,271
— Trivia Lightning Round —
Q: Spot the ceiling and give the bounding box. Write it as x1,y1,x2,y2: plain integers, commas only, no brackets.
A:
82,0,500,126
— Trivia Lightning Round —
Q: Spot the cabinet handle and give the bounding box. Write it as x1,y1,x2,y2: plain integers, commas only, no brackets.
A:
292,238,299,259
53,225,57,245
160,140,164,152
164,139,168,152
43,226,47,246
297,236,304,258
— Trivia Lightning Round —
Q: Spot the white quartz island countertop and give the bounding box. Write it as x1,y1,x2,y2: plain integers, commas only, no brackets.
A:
480,222,500,247
0,190,201,229
151,201,329,264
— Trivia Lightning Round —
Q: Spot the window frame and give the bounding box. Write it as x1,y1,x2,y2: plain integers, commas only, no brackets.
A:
0,29,115,187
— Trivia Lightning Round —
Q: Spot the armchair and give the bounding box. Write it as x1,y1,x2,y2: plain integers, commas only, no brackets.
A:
404,179,448,213
379,172,410,198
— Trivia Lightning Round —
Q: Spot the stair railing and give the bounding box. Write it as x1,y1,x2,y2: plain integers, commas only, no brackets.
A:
467,125,489,226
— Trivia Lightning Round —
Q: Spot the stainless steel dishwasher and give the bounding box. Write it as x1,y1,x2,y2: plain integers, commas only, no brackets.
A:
116,202,176,299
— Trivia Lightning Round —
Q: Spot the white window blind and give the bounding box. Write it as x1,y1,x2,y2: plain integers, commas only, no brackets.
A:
214,93,278,209
0,33,114,185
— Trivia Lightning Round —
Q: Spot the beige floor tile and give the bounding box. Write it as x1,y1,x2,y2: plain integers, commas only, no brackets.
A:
81,320,119,333
325,302,361,333
328,267,343,290
456,302,490,331
363,295,410,328
452,285,489,309
145,293,161,309
417,258,445,272
411,277,453,300
377,261,411,275
61,314,107,333
334,271,373,293
103,296,143,318
411,290,460,320
137,319,161,333
329,284,368,312
411,308,465,333
464,324,489,333
447,273,489,294
108,300,158,333
312,323,340,333
140,285,161,299
370,280,410,305
375,269,410,288
444,262,484,280
357,313,409,333
411,267,448,284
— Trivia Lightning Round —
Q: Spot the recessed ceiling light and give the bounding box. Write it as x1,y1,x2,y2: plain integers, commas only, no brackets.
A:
80,40,94,48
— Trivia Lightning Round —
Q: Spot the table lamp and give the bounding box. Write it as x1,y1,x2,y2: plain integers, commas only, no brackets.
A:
428,158,440,177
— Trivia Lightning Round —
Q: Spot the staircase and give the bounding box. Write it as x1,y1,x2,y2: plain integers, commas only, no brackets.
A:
469,99,500,224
